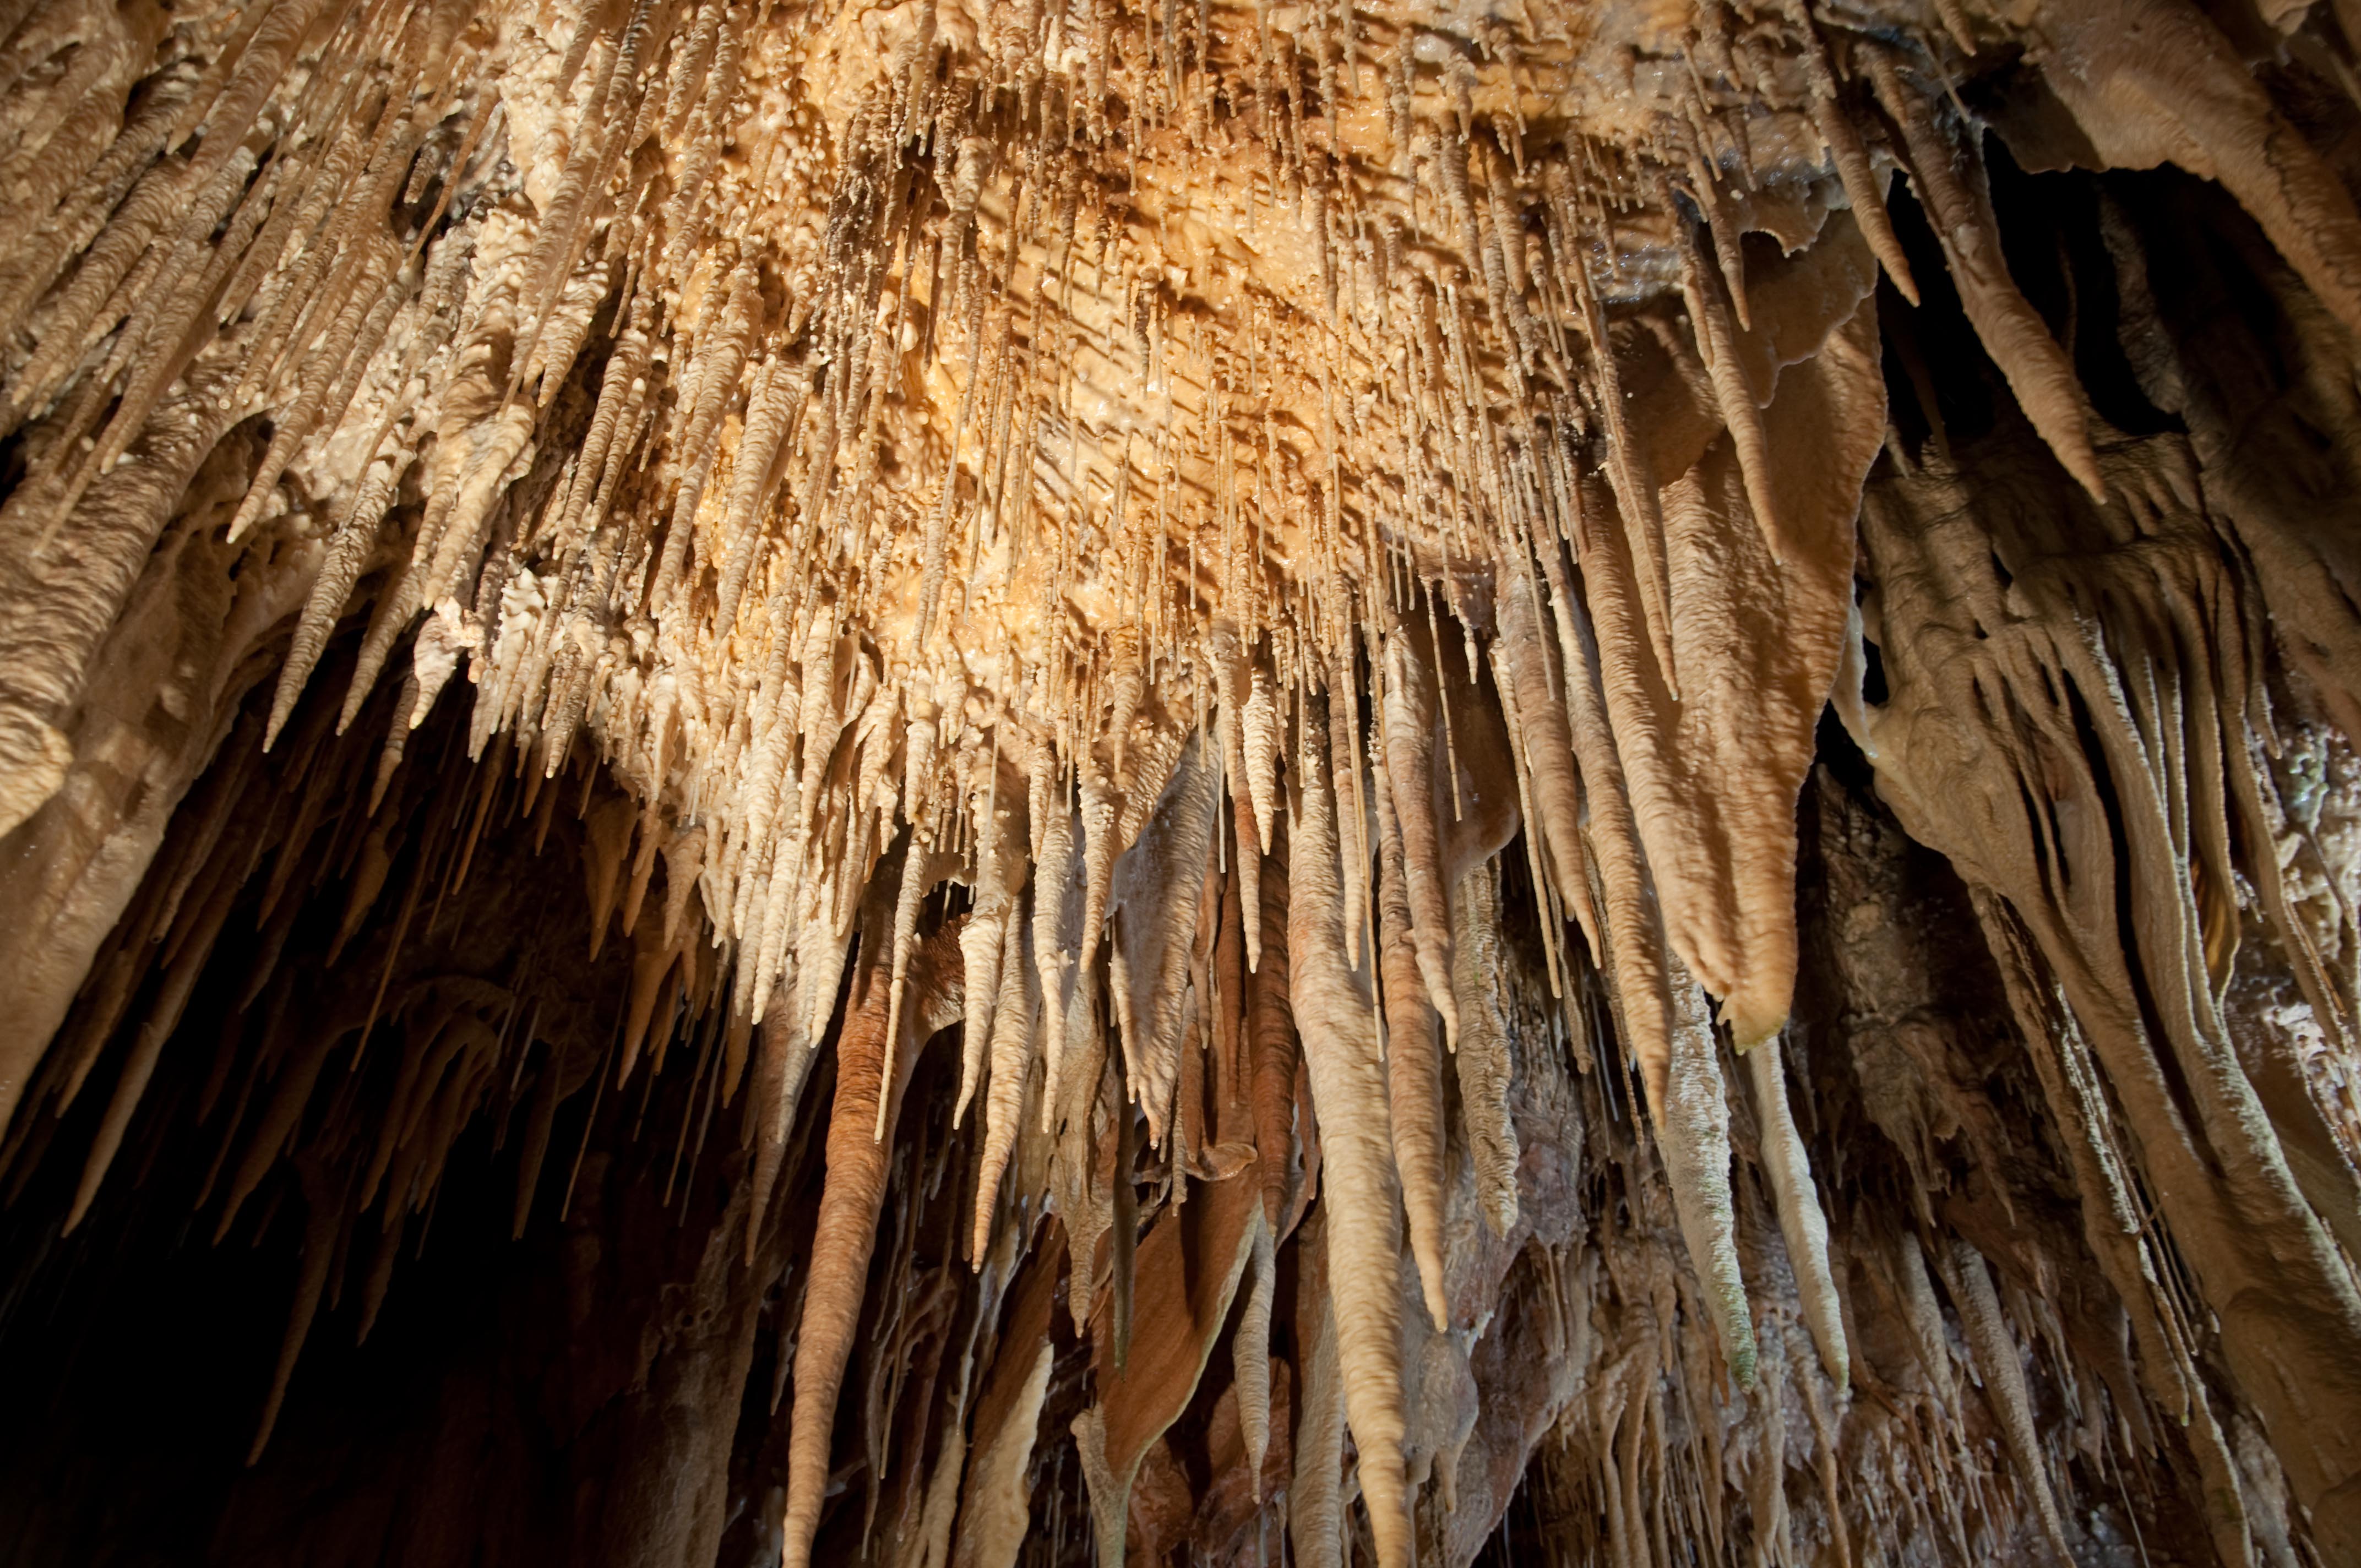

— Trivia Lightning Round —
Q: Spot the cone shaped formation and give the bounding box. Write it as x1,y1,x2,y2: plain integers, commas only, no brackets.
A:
7,0,2361,1564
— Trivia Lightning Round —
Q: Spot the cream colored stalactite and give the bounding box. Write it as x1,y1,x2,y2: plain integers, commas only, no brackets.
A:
948,1335,1052,1568
1380,624,1459,1043
1784,0,1918,306
1945,1239,2073,1565
722,574,812,922
1242,658,1282,856
955,742,1025,1129
954,897,1007,1128
792,799,879,1061
1864,47,2104,501
711,355,807,635
1325,652,1369,971
270,449,413,744
1286,699,1412,1568
1745,1035,1847,1387
1585,275,1883,1050
1100,625,1148,777
401,597,486,745
1106,734,1220,1146
1374,749,1449,1330
648,260,762,615
1661,960,1757,1389
1548,171,1680,697
1031,786,1081,1128
1495,563,1597,961
904,1427,968,1568
723,611,808,1003
265,220,481,737
551,291,656,562
877,703,940,1133
778,634,873,1031
780,913,964,1568
969,905,1036,1261
1207,622,1265,971
1048,957,1111,1334
1533,519,1679,1118
1670,195,1787,567
1289,1215,1348,1568
341,357,536,734
1246,831,1299,1232
1234,1213,1277,1498
223,235,417,547
1072,766,1123,992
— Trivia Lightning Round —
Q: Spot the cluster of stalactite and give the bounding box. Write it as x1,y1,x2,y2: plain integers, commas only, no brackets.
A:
6,0,2361,1562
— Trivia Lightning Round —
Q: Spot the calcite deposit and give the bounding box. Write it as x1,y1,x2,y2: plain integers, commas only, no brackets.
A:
3,0,2361,1562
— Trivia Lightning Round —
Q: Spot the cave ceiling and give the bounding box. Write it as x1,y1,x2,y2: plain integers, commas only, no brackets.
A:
5,0,2361,1564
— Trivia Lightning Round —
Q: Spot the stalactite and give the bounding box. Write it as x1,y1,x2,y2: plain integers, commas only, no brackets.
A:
1286,700,1411,1568
1374,748,1448,1330
1661,963,1755,1389
9,3,2361,1564
782,910,966,1568
1946,1239,2073,1564
1380,623,1457,1043
1107,736,1218,1145
1746,1037,1846,1389
1865,46,2104,501
1289,1215,1348,1568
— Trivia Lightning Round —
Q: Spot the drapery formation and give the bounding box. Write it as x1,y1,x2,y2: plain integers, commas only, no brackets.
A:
6,0,2361,1562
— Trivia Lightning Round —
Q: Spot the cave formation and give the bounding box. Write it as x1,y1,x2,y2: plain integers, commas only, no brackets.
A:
7,0,2361,1562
